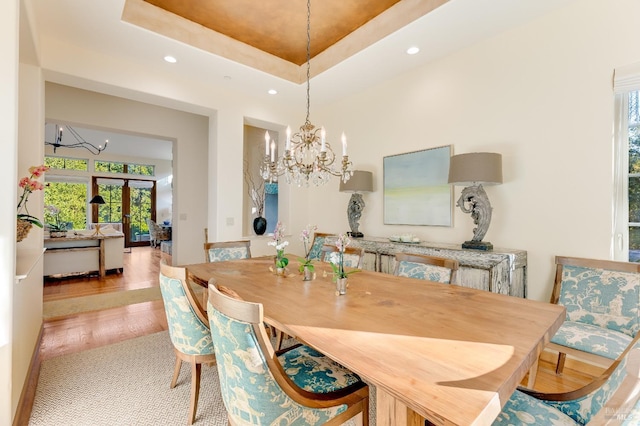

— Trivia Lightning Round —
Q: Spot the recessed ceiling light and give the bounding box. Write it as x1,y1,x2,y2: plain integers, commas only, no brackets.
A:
164,55,177,63
268,89,278,95
223,75,232,80
406,47,420,55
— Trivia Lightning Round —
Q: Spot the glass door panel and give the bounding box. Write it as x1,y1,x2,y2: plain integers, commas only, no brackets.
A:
129,180,153,246
94,177,155,247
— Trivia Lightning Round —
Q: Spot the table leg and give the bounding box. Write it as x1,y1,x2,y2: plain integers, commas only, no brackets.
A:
99,238,105,277
376,388,424,426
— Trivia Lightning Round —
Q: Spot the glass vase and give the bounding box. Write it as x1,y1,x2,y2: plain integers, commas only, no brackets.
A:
336,277,348,295
303,265,313,281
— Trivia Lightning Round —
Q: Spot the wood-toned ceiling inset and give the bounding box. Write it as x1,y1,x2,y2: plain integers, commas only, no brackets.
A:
143,0,402,65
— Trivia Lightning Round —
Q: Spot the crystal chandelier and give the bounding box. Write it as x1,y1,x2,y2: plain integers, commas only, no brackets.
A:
260,0,353,187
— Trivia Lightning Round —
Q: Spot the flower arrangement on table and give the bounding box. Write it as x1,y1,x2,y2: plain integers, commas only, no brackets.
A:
327,233,360,281
298,224,317,279
44,205,68,236
268,221,289,274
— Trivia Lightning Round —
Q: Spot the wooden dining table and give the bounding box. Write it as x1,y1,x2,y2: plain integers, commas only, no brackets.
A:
185,256,565,426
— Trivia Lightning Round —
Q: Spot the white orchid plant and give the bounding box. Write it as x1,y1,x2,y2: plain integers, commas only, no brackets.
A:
268,221,289,268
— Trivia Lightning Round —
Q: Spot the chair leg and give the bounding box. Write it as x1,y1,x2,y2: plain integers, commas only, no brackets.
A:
171,357,182,388
189,362,202,425
556,352,567,375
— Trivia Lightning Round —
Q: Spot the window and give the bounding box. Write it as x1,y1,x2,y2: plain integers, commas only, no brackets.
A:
43,179,89,229
45,156,88,171
95,160,154,176
612,62,640,262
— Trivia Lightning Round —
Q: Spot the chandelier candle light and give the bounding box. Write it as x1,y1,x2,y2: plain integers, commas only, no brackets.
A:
260,0,353,186
45,124,108,155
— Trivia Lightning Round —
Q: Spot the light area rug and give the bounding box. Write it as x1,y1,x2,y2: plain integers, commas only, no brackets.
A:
43,285,205,319
30,331,376,426
30,331,226,426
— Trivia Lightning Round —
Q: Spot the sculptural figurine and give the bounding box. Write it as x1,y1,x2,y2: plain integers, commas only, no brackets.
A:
456,184,492,248
347,193,365,238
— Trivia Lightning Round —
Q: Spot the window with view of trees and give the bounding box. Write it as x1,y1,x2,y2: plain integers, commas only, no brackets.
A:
45,156,88,171
43,181,88,229
95,160,154,176
628,91,640,260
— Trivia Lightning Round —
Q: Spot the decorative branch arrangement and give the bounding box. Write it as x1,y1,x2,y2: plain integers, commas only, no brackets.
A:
244,159,265,217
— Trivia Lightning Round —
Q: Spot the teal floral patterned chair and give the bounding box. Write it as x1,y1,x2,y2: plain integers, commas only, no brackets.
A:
547,256,640,375
493,333,640,425
204,240,251,263
307,232,334,261
159,262,216,425
393,253,459,284
320,244,365,269
206,281,370,426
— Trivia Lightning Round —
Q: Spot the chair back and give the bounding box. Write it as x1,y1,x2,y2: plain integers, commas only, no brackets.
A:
320,244,365,269
552,256,640,338
204,240,251,263
394,253,459,284
159,262,213,356
307,232,334,261
206,283,352,425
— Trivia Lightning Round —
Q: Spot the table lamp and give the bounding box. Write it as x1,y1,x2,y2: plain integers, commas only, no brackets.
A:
339,170,373,238
89,194,106,236
448,152,502,251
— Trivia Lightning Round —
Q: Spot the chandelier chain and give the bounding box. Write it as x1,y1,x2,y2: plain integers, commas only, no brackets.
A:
258,0,353,187
305,0,311,125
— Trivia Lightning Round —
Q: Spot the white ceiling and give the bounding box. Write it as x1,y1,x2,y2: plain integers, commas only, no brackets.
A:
29,0,576,159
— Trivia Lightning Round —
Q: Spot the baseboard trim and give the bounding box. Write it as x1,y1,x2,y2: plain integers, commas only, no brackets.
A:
12,322,43,426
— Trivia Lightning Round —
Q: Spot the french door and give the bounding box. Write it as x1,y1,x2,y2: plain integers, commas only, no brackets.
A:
92,177,157,247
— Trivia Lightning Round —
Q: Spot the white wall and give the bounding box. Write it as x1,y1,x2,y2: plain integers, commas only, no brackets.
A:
2,1,19,422
310,0,640,301
45,83,208,265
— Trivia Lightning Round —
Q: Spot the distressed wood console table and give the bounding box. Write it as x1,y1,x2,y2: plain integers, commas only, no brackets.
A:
44,233,124,278
326,236,527,298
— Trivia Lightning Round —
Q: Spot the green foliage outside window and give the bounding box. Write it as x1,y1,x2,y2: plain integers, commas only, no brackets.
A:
95,161,124,173
628,91,640,251
44,182,87,229
45,156,88,171
95,161,154,176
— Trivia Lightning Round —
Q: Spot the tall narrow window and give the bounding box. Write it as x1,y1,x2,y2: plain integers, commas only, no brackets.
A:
612,62,640,261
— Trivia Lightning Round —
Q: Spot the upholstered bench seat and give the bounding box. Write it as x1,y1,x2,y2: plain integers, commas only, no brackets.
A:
493,390,579,425
279,345,362,393
551,321,633,360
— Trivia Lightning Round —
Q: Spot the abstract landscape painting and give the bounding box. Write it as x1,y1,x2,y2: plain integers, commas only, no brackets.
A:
383,145,452,226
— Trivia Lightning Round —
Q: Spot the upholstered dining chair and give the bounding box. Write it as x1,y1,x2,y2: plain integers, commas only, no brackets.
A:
320,244,365,269
206,280,370,426
147,218,170,248
393,253,459,284
158,262,216,425
547,256,640,375
307,232,334,261
493,333,640,425
203,240,251,263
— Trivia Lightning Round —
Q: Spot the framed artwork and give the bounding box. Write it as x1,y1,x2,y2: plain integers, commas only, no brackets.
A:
383,145,452,226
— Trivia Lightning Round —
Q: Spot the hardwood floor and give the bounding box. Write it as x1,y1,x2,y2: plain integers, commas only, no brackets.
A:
15,246,602,424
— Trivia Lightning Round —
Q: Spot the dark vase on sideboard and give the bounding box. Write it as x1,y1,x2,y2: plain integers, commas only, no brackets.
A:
253,216,267,235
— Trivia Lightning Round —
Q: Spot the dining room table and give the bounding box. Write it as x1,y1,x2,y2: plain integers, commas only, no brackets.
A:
185,255,565,426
